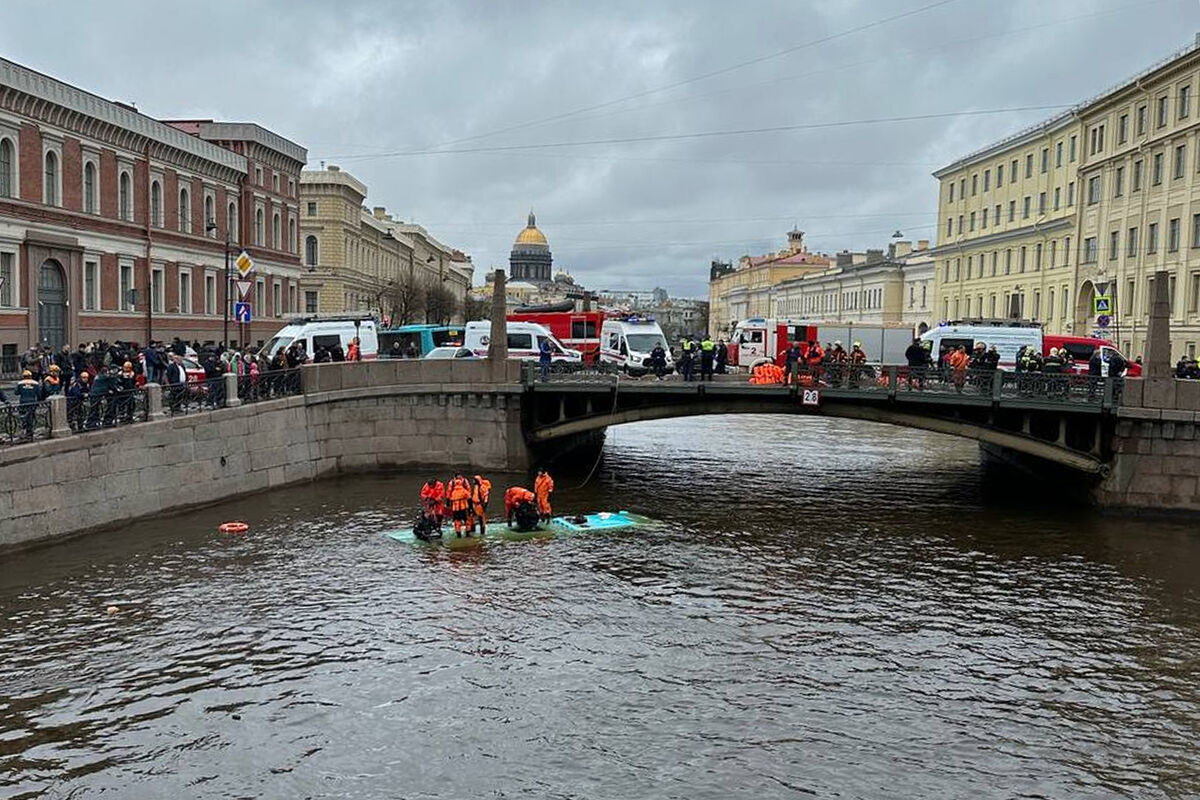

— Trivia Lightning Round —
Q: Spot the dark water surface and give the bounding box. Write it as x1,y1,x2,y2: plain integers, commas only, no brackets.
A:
3,416,1200,799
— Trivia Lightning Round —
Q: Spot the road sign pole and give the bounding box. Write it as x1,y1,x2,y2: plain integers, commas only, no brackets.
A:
223,239,231,349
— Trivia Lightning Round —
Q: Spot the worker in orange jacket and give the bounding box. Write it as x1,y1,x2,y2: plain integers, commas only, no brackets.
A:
446,473,473,536
533,468,555,522
504,486,538,531
468,475,493,534
420,478,446,524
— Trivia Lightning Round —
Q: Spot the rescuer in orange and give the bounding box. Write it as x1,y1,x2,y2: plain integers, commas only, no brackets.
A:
505,486,538,531
533,468,555,522
468,475,493,535
446,473,473,536
420,478,446,524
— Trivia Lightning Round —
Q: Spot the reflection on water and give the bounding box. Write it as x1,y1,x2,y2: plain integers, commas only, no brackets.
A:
2,415,1199,799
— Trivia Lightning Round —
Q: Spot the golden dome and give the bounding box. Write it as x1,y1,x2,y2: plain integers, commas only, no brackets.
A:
514,210,548,247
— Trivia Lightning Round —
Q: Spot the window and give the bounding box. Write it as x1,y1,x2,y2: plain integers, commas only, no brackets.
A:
255,278,265,311
0,251,14,307
83,260,99,310
1087,175,1101,204
1023,196,1031,218
982,207,988,228
1126,279,1136,316
1025,153,1033,178
205,273,216,315
1172,145,1187,180
1008,200,1015,222
1158,95,1169,128
1054,186,1061,209
994,203,1001,224
1193,213,1200,248
959,178,965,198
255,208,264,245
1114,166,1124,197
0,137,12,198
228,201,238,240
307,201,317,216
1128,227,1140,257
272,212,281,249
1090,124,1105,155
151,180,162,226
1170,217,1181,252
1148,222,1159,253
1183,85,1193,119
119,262,133,310
1069,135,1077,161
1133,159,1144,191
996,163,1004,186
1041,148,1049,173
946,218,952,237
179,187,191,232
1038,191,1046,214
83,161,97,213
1049,289,1056,320
288,284,297,313
43,151,58,206
179,268,192,314
1033,291,1040,320
1137,104,1148,135
119,171,131,220
272,173,280,193
1055,141,1063,167
969,211,975,231
205,195,215,235
1084,236,1098,263
288,218,296,253
991,251,998,276
151,266,164,313
1019,246,1027,273
1049,240,1057,268
1067,182,1075,205
957,215,963,234
1064,237,1071,265
1011,158,1018,178
989,294,996,317
1109,230,1120,260
272,281,282,317
254,166,263,185
305,290,318,313
1035,243,1042,271
971,174,977,195
1118,114,1128,144
1191,274,1200,314
1005,249,1012,274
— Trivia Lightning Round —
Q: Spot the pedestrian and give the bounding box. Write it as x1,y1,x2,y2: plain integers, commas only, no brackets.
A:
650,342,667,381
165,353,188,412
14,370,41,439
41,364,64,398
66,371,88,432
715,338,728,374
538,336,552,382
904,337,928,390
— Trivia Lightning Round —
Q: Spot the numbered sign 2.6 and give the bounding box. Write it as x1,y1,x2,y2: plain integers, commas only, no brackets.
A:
801,388,820,406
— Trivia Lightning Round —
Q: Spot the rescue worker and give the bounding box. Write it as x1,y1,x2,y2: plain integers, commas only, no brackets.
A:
650,342,667,380
505,486,539,531
446,473,473,537
533,468,555,522
828,341,848,386
805,340,824,384
783,341,803,385
468,474,493,535
420,478,446,526
1043,346,1066,399
947,345,970,393
848,341,868,388
715,339,729,374
347,337,361,362
41,364,64,398
699,334,715,381
14,370,41,439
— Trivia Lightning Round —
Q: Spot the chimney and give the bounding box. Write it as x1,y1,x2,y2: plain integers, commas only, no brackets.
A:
916,239,930,251
373,206,386,219
865,249,884,264
892,240,913,258
836,251,854,268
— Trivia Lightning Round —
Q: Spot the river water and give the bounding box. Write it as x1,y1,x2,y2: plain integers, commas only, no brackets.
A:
2,416,1200,799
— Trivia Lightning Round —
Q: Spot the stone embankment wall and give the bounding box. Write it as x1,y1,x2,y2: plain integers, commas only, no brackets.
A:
0,360,526,551
1098,377,1200,511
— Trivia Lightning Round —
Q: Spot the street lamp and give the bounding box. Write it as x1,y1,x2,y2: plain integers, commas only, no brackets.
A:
207,219,233,349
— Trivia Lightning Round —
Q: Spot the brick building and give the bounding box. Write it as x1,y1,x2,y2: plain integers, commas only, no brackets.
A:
0,57,306,366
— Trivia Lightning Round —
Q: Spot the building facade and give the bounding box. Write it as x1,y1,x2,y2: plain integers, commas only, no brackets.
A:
0,58,307,360
298,165,472,324
934,37,1200,360
708,229,831,336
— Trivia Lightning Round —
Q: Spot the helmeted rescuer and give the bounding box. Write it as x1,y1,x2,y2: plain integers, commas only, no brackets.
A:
469,474,493,534
420,477,446,524
534,468,555,521
447,473,472,536
505,486,539,531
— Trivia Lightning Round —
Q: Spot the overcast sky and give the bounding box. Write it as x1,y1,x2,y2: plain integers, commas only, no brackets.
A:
3,0,1199,296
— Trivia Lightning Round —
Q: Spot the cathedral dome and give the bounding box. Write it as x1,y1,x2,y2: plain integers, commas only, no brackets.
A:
514,211,548,248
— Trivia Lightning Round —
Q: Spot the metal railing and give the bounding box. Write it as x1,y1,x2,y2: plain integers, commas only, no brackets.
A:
162,376,228,416
237,368,303,403
0,401,51,445
69,387,150,432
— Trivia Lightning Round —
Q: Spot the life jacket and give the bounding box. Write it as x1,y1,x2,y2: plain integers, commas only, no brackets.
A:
471,476,492,508
505,486,536,513
448,477,471,511
806,346,824,365
850,349,867,365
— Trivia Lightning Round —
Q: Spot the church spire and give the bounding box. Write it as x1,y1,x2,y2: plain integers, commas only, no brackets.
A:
528,209,536,228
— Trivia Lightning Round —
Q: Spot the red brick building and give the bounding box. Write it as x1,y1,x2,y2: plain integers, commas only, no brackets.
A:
0,57,307,367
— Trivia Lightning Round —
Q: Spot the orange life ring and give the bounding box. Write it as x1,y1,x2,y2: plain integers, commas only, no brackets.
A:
218,521,249,534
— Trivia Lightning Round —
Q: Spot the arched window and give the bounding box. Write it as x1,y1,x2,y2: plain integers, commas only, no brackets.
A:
204,195,215,236
305,235,318,266
178,187,191,232
83,162,97,213
150,180,162,226
272,212,281,249
255,208,264,245
0,138,12,198
44,151,58,206
288,218,296,253
118,172,131,220
228,201,238,240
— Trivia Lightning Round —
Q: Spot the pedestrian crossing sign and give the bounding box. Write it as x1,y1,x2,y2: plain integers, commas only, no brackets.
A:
1093,294,1112,314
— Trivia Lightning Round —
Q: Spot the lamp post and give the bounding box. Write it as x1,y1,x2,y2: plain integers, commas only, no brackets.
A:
207,220,233,349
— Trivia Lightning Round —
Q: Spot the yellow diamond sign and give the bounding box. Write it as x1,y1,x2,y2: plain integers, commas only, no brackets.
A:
235,250,255,278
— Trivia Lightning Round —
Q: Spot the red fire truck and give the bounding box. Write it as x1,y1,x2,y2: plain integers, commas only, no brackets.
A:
507,307,606,364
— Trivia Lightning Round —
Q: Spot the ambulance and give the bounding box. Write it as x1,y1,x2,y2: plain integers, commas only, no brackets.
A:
598,315,673,375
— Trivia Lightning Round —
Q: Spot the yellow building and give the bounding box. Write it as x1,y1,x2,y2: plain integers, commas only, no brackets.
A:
935,37,1200,360
298,165,472,323
708,229,831,336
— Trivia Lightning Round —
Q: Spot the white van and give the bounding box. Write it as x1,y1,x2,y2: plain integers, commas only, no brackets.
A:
920,322,1040,368
261,314,379,360
463,320,582,362
599,316,673,375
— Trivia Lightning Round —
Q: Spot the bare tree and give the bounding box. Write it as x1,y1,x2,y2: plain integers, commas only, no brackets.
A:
463,295,490,322
387,269,424,326
424,283,459,324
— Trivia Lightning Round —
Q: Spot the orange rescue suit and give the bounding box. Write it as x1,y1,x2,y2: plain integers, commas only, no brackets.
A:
505,486,535,515
534,472,555,516
471,476,492,515
420,480,445,515
447,477,471,512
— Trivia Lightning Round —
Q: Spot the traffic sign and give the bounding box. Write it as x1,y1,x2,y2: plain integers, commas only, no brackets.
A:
1096,314,1111,328
235,250,255,278
234,302,252,323
235,279,253,299
1093,293,1112,314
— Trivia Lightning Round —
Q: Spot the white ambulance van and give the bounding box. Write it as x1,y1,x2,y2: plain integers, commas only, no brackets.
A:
463,321,582,363
261,313,379,360
599,316,673,375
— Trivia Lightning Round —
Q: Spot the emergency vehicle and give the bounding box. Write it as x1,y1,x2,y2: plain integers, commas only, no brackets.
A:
726,318,911,367
261,313,380,360
598,315,673,375
920,321,1141,375
462,321,583,363
507,309,606,364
